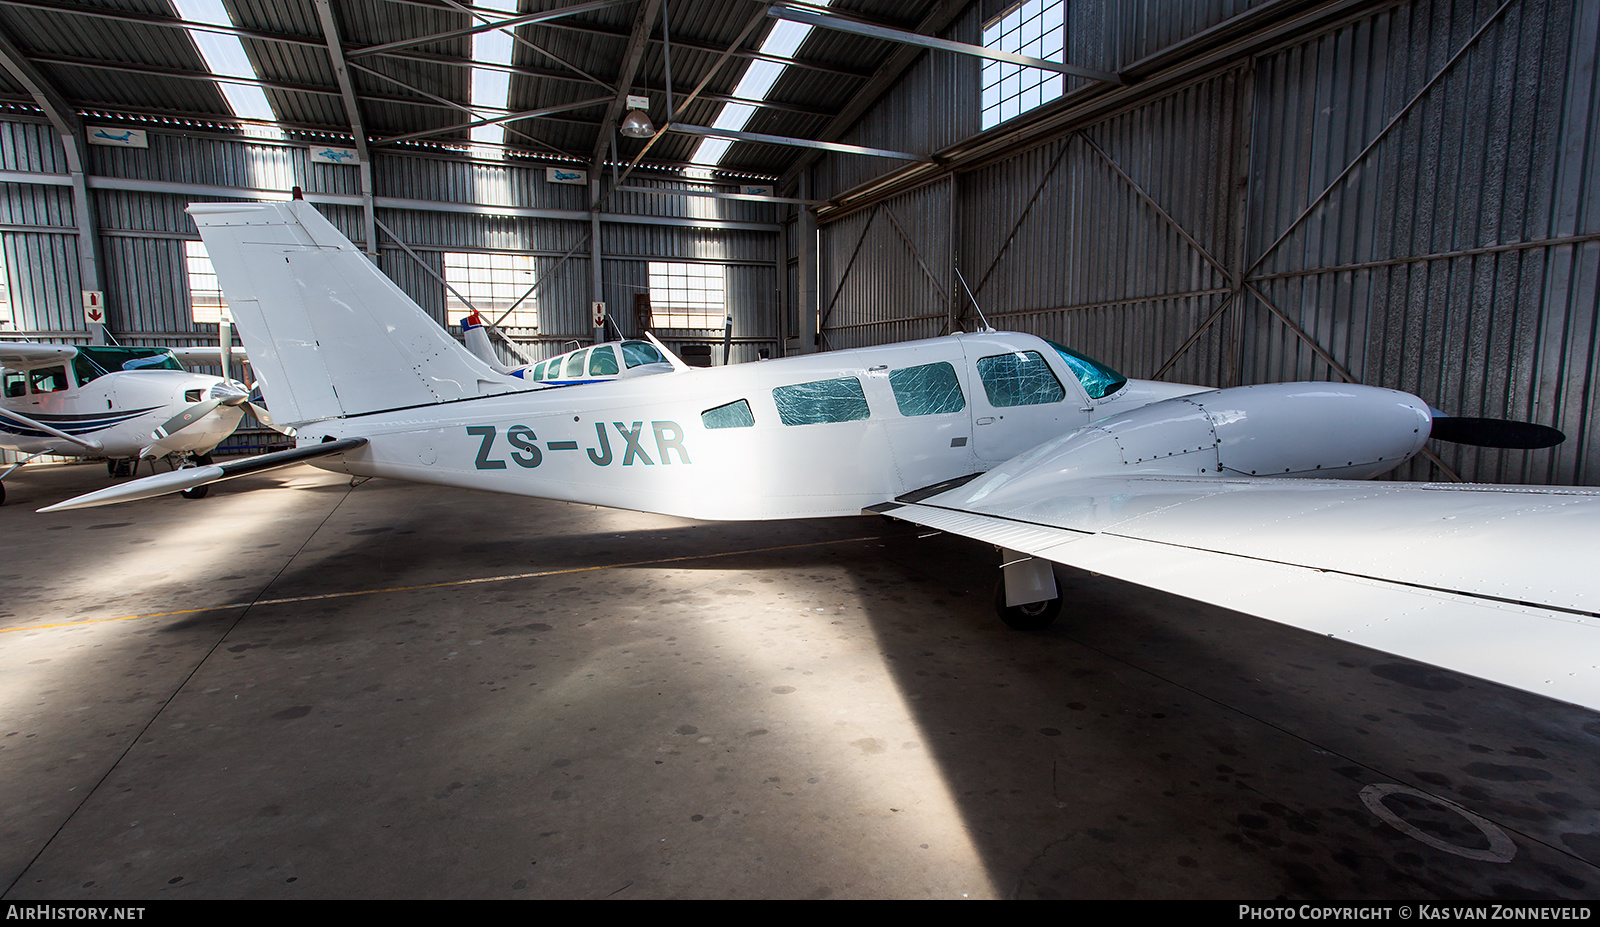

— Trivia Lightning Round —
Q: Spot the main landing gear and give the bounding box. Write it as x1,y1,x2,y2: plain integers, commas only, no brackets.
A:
994,548,1062,631
179,452,213,499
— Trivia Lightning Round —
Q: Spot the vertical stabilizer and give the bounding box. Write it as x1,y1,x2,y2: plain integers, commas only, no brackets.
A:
187,200,522,426
460,311,518,375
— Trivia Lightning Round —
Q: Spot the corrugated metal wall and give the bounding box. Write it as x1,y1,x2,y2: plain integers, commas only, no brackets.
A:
813,0,1600,487
0,129,782,361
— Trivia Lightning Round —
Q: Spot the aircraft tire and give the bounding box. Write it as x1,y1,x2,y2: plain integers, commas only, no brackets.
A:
0,481,6,505
180,484,209,500
993,578,1061,631
193,453,213,467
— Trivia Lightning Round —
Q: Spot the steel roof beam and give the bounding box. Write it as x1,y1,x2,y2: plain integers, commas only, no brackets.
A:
670,123,930,162
343,0,634,59
767,3,1122,84
375,95,611,145
590,0,662,173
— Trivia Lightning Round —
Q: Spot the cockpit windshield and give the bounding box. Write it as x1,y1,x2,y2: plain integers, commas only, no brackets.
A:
1046,341,1127,399
73,346,183,385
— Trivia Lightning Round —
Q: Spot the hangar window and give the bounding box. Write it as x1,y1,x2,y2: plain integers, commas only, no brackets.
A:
772,377,870,426
443,252,538,331
976,351,1066,407
702,399,755,429
185,240,229,324
648,262,725,329
889,362,966,416
981,0,1065,130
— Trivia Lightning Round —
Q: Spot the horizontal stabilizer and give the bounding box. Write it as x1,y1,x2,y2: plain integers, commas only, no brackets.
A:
39,437,367,511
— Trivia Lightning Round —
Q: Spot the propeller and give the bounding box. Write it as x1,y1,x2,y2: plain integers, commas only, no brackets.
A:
245,382,295,438
1429,410,1565,449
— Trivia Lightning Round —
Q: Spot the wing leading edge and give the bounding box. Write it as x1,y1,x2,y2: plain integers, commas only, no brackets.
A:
874,474,1600,713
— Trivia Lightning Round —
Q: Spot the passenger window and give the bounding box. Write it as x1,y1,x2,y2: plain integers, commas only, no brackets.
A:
3,371,25,398
976,352,1065,407
29,366,69,393
702,399,755,429
564,351,588,378
772,377,870,426
589,346,619,376
545,359,563,380
530,361,546,380
621,340,668,368
889,362,965,416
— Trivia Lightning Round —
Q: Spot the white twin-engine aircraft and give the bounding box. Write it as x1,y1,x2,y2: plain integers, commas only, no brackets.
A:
43,199,1600,713
0,340,256,504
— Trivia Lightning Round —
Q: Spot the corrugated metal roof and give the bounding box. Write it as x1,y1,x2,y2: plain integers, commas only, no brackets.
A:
0,0,950,177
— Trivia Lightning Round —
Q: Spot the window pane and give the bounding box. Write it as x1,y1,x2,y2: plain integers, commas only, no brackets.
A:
589,345,619,376
443,251,538,330
647,261,726,329
888,362,966,416
980,0,1065,130
702,399,755,429
1047,340,1127,399
185,240,227,324
772,377,870,425
976,351,1065,407
621,340,667,368
564,350,588,378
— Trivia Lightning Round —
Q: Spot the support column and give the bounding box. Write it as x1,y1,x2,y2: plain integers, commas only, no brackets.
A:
797,172,818,354
591,179,604,344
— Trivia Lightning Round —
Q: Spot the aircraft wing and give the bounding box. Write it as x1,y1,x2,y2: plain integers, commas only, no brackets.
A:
872,473,1600,712
169,346,248,367
0,342,77,369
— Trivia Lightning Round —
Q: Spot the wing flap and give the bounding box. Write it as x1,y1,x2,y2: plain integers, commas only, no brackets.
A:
876,476,1600,712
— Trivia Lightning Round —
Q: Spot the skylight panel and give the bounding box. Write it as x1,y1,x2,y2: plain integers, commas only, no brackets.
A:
470,0,521,158
172,0,282,138
689,0,833,167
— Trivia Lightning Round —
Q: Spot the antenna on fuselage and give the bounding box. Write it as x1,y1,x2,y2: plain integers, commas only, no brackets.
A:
953,267,995,333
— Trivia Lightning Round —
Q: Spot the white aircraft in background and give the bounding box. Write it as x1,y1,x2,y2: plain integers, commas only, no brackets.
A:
459,310,680,383
43,199,1600,714
0,340,258,504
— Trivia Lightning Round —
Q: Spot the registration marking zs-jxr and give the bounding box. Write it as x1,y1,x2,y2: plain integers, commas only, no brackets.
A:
467,422,690,470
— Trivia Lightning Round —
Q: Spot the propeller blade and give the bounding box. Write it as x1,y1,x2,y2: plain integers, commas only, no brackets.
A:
248,402,295,437
1430,416,1566,449
152,398,224,441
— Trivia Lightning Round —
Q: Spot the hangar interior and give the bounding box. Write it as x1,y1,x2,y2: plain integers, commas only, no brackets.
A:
1,0,1599,900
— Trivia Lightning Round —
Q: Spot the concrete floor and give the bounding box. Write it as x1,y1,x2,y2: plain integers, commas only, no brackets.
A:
1,459,1597,900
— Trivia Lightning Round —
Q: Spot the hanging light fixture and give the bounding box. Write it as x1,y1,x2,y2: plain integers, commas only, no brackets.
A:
619,94,654,138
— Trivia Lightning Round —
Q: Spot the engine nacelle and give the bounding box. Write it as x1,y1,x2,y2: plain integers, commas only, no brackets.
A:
957,383,1433,508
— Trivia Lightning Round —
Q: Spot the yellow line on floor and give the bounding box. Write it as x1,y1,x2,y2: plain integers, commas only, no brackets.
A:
3,534,897,634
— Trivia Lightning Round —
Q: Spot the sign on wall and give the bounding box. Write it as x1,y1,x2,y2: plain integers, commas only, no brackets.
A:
87,127,147,148
310,146,359,165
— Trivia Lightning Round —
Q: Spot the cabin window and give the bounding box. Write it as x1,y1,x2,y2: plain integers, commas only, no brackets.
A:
530,360,547,380
29,365,69,393
3,371,24,398
588,345,619,376
772,377,870,426
1047,340,1126,399
702,399,755,429
564,351,588,378
976,351,1065,407
621,340,668,368
442,251,538,331
73,346,182,386
889,362,965,416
